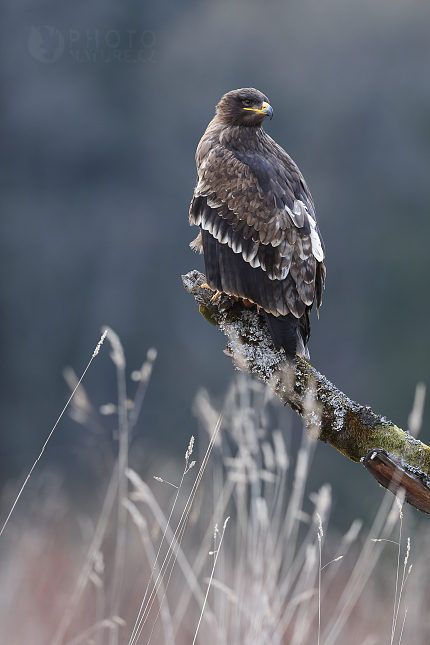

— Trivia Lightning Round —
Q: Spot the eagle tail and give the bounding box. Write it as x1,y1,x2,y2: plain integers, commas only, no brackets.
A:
264,311,310,360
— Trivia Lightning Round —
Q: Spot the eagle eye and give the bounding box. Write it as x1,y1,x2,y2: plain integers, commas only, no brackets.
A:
242,99,252,106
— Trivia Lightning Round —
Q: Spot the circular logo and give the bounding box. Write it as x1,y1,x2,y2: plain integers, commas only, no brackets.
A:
28,26,65,63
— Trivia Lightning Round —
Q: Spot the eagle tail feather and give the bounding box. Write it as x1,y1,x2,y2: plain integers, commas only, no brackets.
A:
264,311,310,360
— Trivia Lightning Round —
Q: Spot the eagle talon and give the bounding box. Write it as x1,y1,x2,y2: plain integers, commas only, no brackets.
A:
211,290,221,303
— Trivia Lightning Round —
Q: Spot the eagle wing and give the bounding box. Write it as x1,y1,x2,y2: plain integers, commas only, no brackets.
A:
189,134,325,319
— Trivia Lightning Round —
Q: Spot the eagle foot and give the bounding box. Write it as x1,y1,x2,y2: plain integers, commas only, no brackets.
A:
211,290,222,303
200,283,223,304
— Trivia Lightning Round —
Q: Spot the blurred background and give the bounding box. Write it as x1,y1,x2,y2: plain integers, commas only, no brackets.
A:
1,0,430,534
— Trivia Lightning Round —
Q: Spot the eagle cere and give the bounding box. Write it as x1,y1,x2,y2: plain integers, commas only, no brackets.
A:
189,88,326,359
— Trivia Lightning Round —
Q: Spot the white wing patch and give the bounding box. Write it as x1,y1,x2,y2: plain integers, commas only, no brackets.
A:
307,212,324,262
289,200,325,263
310,227,324,262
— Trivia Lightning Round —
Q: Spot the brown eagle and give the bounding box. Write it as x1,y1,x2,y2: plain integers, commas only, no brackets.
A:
189,88,326,359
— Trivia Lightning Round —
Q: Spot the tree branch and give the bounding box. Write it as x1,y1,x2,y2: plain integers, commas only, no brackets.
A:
182,270,430,515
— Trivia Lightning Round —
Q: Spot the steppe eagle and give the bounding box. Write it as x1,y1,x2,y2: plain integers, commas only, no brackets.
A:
189,87,326,358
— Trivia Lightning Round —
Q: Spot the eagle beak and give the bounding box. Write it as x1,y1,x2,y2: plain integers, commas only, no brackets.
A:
243,101,274,120
261,101,274,120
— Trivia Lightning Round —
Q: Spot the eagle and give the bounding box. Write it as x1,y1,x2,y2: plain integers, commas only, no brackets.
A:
189,88,326,359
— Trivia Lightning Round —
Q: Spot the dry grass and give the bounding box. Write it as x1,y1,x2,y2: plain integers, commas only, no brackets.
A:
0,332,428,644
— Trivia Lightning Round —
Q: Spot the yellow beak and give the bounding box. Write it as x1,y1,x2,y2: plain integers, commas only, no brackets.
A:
243,101,274,120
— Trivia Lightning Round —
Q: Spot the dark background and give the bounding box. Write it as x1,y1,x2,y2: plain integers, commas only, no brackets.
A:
1,0,429,531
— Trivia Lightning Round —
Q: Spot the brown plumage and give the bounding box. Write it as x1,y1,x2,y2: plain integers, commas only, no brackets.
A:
189,88,326,358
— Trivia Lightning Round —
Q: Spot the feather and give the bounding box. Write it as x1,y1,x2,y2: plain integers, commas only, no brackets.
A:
297,235,311,260
270,223,284,247
279,251,293,272
264,312,300,357
242,223,254,240
241,239,260,262
278,238,294,261
201,229,222,291
189,231,203,253
294,236,304,259
217,218,230,244
201,207,213,230
295,278,315,306
272,283,289,315
301,254,316,284
290,253,315,305
285,226,297,245
301,212,312,236
290,200,305,228
259,226,271,244
272,264,290,281
231,232,243,254
264,217,281,244
249,254,261,269
192,211,202,226
211,214,223,239
310,225,324,262
282,274,306,318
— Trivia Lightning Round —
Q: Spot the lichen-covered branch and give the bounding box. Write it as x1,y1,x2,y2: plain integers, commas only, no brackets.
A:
182,270,430,515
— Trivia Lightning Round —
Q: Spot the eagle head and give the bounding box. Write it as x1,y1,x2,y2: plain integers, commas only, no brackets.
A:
215,88,273,127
